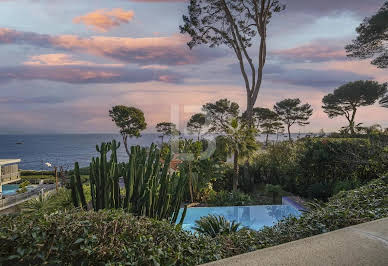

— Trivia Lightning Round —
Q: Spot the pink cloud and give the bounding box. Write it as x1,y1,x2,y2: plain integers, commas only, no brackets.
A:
0,28,226,65
73,8,135,32
23,53,124,67
273,41,347,63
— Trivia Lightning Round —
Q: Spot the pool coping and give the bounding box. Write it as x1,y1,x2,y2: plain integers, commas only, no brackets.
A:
282,196,308,211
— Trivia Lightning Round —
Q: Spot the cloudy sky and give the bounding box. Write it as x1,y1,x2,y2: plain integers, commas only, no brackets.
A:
0,0,387,134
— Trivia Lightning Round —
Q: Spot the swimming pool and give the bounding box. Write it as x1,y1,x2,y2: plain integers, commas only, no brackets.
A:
1,184,36,196
178,205,301,231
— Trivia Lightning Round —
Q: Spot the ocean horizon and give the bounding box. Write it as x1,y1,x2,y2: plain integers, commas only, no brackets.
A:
0,133,316,170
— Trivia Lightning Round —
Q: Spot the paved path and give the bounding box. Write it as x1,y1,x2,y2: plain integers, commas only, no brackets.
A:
204,217,388,266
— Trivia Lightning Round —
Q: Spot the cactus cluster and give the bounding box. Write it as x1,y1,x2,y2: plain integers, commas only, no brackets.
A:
70,162,87,209
71,141,187,224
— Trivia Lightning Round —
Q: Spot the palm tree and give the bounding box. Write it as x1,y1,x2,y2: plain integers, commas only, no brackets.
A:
220,118,258,191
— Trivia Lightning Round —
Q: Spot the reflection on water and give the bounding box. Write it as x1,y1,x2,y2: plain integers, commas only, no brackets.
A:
179,205,300,231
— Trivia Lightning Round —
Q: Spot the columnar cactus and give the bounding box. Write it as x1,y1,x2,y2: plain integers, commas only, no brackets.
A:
71,141,187,224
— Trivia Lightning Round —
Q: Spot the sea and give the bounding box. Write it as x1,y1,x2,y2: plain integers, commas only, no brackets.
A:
0,133,312,170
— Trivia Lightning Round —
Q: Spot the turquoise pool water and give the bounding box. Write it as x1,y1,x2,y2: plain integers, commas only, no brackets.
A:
178,205,300,231
2,184,20,195
1,184,36,196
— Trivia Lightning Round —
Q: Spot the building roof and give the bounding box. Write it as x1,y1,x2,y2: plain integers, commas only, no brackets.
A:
0,159,21,166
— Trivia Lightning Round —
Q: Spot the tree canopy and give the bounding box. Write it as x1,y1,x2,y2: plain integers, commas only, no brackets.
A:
202,98,240,133
187,113,207,140
346,1,388,68
322,80,387,134
180,0,285,122
248,107,283,144
274,98,313,141
109,105,147,156
203,98,257,191
156,122,180,143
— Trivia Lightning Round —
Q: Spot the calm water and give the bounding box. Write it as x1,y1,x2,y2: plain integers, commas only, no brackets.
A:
2,184,20,195
178,205,300,231
2,184,37,195
0,134,161,170
0,133,313,170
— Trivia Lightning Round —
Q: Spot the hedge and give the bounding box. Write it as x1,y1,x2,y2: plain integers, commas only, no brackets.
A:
243,138,387,199
0,177,387,265
215,176,388,257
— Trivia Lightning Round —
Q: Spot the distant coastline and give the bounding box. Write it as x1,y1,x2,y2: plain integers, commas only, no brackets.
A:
0,133,318,170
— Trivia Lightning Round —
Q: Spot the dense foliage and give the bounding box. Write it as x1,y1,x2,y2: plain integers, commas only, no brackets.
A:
109,105,147,156
206,190,253,206
322,80,387,134
0,210,221,265
215,177,388,257
20,188,74,215
1,177,386,265
193,215,241,237
345,1,388,68
239,137,387,200
274,98,313,141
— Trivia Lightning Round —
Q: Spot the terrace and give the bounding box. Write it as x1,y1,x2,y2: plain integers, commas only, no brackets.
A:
0,159,21,196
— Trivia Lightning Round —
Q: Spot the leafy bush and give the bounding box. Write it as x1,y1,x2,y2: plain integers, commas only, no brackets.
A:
244,138,387,199
21,175,55,181
20,188,74,215
193,215,241,237
207,190,253,206
296,138,384,192
0,177,386,265
239,142,299,192
265,184,282,204
0,210,221,265
16,180,30,193
215,177,388,257
20,170,54,176
68,166,90,176
332,179,360,195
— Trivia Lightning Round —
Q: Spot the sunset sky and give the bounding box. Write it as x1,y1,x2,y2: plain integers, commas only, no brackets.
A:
0,0,387,134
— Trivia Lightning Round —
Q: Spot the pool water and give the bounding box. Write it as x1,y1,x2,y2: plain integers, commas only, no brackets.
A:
178,205,300,232
1,184,36,196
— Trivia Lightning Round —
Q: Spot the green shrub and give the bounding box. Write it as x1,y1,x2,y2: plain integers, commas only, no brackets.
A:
0,210,221,265
245,138,387,199
193,215,241,237
21,170,54,176
216,177,388,256
265,184,282,204
239,142,299,192
0,178,386,265
332,179,360,195
207,190,253,206
307,183,331,200
21,188,74,215
16,180,30,193
18,180,30,188
68,166,90,176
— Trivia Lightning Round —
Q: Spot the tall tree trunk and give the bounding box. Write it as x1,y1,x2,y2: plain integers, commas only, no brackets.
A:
233,149,239,191
265,133,269,146
245,96,255,127
123,135,130,157
287,125,292,142
349,108,357,135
